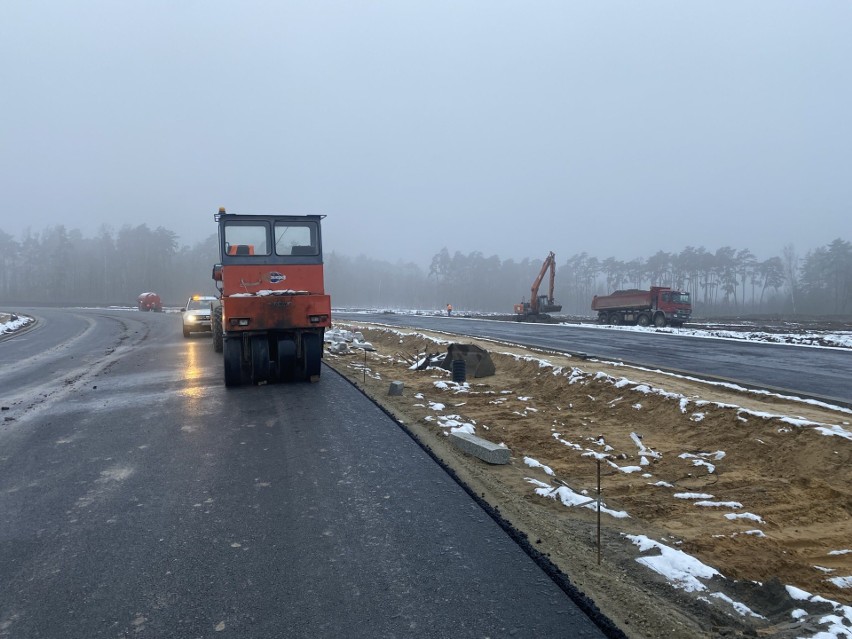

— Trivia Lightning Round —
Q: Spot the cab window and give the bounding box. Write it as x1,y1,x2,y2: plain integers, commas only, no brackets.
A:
224,224,269,256
274,222,317,256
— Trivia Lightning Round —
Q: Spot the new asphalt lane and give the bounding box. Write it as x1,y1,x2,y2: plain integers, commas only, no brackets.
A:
0,308,612,638
333,312,852,407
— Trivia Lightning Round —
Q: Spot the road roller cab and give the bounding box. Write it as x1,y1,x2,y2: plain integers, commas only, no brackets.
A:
211,208,331,387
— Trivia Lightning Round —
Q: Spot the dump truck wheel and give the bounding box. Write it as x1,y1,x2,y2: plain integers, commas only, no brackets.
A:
212,306,223,353
609,313,622,326
223,337,244,387
654,313,667,328
637,314,650,327
597,312,608,324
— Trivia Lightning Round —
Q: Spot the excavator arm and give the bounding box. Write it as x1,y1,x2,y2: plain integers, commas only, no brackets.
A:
514,251,562,317
529,251,556,313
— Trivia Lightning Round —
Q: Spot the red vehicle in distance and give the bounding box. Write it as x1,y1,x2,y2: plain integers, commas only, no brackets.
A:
137,292,163,312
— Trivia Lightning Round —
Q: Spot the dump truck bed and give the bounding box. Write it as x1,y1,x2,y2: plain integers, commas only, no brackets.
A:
591,290,653,311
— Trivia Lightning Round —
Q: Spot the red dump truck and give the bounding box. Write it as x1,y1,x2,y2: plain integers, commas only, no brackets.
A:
592,287,691,327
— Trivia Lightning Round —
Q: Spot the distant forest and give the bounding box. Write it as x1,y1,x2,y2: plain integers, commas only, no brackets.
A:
1,225,850,317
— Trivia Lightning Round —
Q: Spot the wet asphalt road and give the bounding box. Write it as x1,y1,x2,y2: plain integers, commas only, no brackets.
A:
0,308,609,639
334,313,852,407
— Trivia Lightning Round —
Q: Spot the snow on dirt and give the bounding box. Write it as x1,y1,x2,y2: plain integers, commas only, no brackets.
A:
327,319,852,639
0,313,34,334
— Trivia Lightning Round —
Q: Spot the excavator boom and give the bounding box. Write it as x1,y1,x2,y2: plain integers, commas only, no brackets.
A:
514,251,562,318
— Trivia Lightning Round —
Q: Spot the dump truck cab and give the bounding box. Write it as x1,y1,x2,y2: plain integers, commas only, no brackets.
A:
211,208,331,386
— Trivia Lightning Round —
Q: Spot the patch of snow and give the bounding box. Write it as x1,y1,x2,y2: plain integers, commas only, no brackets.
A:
436,414,475,435
611,464,643,474
694,501,742,509
524,457,555,476
625,534,720,592
828,576,852,589
552,433,583,451
527,478,629,518
1,314,34,334
679,452,718,474
630,432,661,459
709,592,766,619
786,585,812,601
725,512,764,523
433,380,470,394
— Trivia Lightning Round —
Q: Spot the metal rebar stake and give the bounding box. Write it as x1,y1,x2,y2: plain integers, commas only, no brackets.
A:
597,457,601,566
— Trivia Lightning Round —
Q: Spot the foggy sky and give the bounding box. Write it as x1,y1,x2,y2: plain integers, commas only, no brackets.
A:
2,1,850,266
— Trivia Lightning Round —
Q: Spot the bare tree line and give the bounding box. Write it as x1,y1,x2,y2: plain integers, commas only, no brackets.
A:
334,242,851,316
1,225,850,317
0,225,219,307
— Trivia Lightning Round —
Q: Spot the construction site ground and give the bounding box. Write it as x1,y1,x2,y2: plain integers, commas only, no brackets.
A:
326,321,852,639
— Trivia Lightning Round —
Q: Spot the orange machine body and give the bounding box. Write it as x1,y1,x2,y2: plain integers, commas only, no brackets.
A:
212,210,331,386
219,264,331,333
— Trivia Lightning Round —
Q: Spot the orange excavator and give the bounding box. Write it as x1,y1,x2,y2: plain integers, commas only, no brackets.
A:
514,251,562,320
